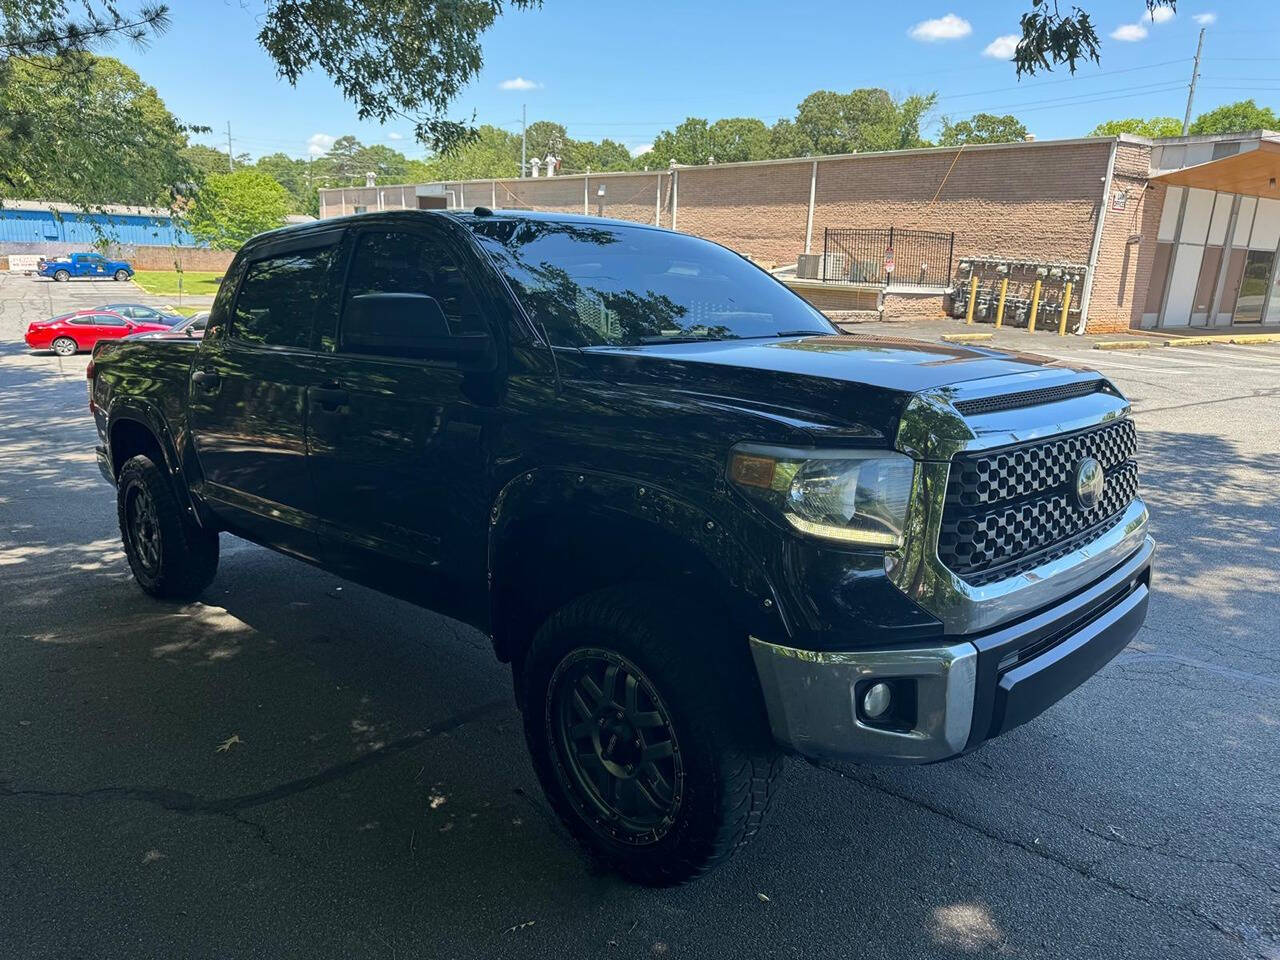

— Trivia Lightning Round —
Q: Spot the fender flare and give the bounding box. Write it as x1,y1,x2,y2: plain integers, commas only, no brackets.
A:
486,466,790,659
105,397,211,527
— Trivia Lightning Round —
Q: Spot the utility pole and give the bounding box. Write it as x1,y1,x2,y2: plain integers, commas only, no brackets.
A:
226,121,235,170
521,103,527,179
1182,28,1205,136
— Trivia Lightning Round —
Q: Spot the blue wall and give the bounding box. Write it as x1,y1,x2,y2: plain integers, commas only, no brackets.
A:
0,207,200,247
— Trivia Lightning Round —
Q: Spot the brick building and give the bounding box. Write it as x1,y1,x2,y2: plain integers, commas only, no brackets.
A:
319,131,1280,335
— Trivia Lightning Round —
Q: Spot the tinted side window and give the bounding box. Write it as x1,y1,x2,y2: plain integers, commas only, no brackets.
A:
343,231,486,338
94,314,127,326
233,247,335,348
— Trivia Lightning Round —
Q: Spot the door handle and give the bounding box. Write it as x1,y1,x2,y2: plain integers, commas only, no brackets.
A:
311,385,350,410
191,369,220,391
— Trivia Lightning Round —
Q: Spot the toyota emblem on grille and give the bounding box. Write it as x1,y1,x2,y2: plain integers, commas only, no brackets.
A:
1074,457,1105,510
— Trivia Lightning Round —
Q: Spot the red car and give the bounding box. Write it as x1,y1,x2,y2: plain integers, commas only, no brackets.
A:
24,309,175,356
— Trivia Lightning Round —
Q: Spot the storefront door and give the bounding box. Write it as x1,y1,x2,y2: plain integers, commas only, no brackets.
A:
1234,250,1274,323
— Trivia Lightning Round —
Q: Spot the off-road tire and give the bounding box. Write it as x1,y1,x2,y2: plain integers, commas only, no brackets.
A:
53,269,70,282
51,337,77,357
117,454,218,600
113,269,129,281
521,584,782,886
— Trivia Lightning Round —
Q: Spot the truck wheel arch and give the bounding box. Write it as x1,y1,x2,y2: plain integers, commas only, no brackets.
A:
107,405,212,529
486,468,787,668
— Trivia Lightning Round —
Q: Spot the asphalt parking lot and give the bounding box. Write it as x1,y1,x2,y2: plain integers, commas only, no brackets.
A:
2,273,1277,960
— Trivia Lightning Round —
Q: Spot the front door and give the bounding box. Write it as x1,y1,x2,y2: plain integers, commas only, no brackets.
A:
307,224,501,617
1234,250,1275,323
187,235,343,557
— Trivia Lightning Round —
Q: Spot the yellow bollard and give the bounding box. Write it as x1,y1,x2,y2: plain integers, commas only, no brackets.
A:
994,276,1009,329
965,274,979,325
1058,281,1073,336
1028,278,1042,333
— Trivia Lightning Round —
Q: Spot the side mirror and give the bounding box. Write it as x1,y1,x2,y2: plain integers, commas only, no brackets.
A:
342,293,493,363
185,326,197,338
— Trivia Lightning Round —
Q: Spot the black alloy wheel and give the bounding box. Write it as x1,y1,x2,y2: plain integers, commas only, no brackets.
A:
548,648,683,845
124,482,161,576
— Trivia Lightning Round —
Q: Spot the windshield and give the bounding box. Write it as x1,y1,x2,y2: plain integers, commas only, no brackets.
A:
472,219,835,348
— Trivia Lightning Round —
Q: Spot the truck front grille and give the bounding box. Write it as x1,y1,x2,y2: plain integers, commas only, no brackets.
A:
938,419,1139,585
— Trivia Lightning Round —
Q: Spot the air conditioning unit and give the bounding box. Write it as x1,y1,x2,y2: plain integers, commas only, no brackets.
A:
796,253,849,280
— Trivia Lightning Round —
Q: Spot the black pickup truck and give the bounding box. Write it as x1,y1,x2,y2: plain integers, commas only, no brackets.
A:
89,209,1154,884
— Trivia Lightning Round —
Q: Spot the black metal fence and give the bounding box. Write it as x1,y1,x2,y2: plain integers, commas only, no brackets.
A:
821,227,955,288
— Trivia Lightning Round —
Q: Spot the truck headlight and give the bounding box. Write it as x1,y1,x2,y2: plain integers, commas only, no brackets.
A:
728,444,915,547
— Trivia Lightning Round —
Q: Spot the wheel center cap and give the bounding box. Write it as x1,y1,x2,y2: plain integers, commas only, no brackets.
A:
598,716,641,770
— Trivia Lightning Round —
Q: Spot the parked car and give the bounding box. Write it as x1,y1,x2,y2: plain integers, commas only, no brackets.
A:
25,309,172,355
37,252,133,282
125,312,208,340
96,303,184,325
87,210,1153,885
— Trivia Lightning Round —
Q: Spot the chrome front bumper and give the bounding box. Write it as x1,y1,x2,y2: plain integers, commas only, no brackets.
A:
751,534,1155,764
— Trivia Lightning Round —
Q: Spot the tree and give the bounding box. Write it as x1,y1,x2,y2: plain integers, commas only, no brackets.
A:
939,113,1029,146
794,88,935,155
646,118,715,167
422,125,521,180
254,152,314,213
1013,0,1175,76
353,143,409,183
1088,117,1183,138
185,170,290,249
708,118,771,163
766,119,810,160
1190,100,1280,136
0,53,193,207
182,144,248,176
322,135,364,184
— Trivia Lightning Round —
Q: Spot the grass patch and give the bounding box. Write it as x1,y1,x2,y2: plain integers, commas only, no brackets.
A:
131,270,224,297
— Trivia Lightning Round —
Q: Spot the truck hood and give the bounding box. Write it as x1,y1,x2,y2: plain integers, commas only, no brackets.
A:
584,334,1078,395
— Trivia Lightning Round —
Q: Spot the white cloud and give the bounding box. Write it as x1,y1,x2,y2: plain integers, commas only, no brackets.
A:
982,34,1020,59
908,13,972,42
1149,5,1175,22
1111,22,1149,41
499,76,540,91
629,143,654,158
306,132,335,157
1194,12,1217,24
387,132,404,141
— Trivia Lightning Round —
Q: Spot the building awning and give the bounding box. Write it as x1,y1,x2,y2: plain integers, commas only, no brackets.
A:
1152,138,1280,196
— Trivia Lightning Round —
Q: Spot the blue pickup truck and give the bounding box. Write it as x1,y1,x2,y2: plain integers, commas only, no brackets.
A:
38,252,134,282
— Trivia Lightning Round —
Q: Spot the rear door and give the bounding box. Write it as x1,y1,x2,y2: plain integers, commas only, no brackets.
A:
306,222,503,613
187,231,344,558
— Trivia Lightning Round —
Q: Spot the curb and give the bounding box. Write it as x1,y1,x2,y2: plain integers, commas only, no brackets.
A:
1093,340,1154,351
1163,337,1218,347
941,333,993,343
1228,333,1280,345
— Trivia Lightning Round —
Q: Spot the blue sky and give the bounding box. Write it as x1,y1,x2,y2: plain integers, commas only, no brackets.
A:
117,1,1280,162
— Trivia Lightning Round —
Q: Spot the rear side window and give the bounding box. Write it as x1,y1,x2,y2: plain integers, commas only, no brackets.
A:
233,247,336,348
343,230,486,338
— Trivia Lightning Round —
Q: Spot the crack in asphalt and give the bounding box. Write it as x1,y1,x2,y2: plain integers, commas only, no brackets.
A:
0,698,511,846
810,759,1263,951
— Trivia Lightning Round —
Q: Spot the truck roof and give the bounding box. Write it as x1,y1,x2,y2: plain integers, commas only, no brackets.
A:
255,207,669,245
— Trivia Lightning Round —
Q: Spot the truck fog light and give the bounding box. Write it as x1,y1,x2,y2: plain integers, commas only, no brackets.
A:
863,682,893,719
